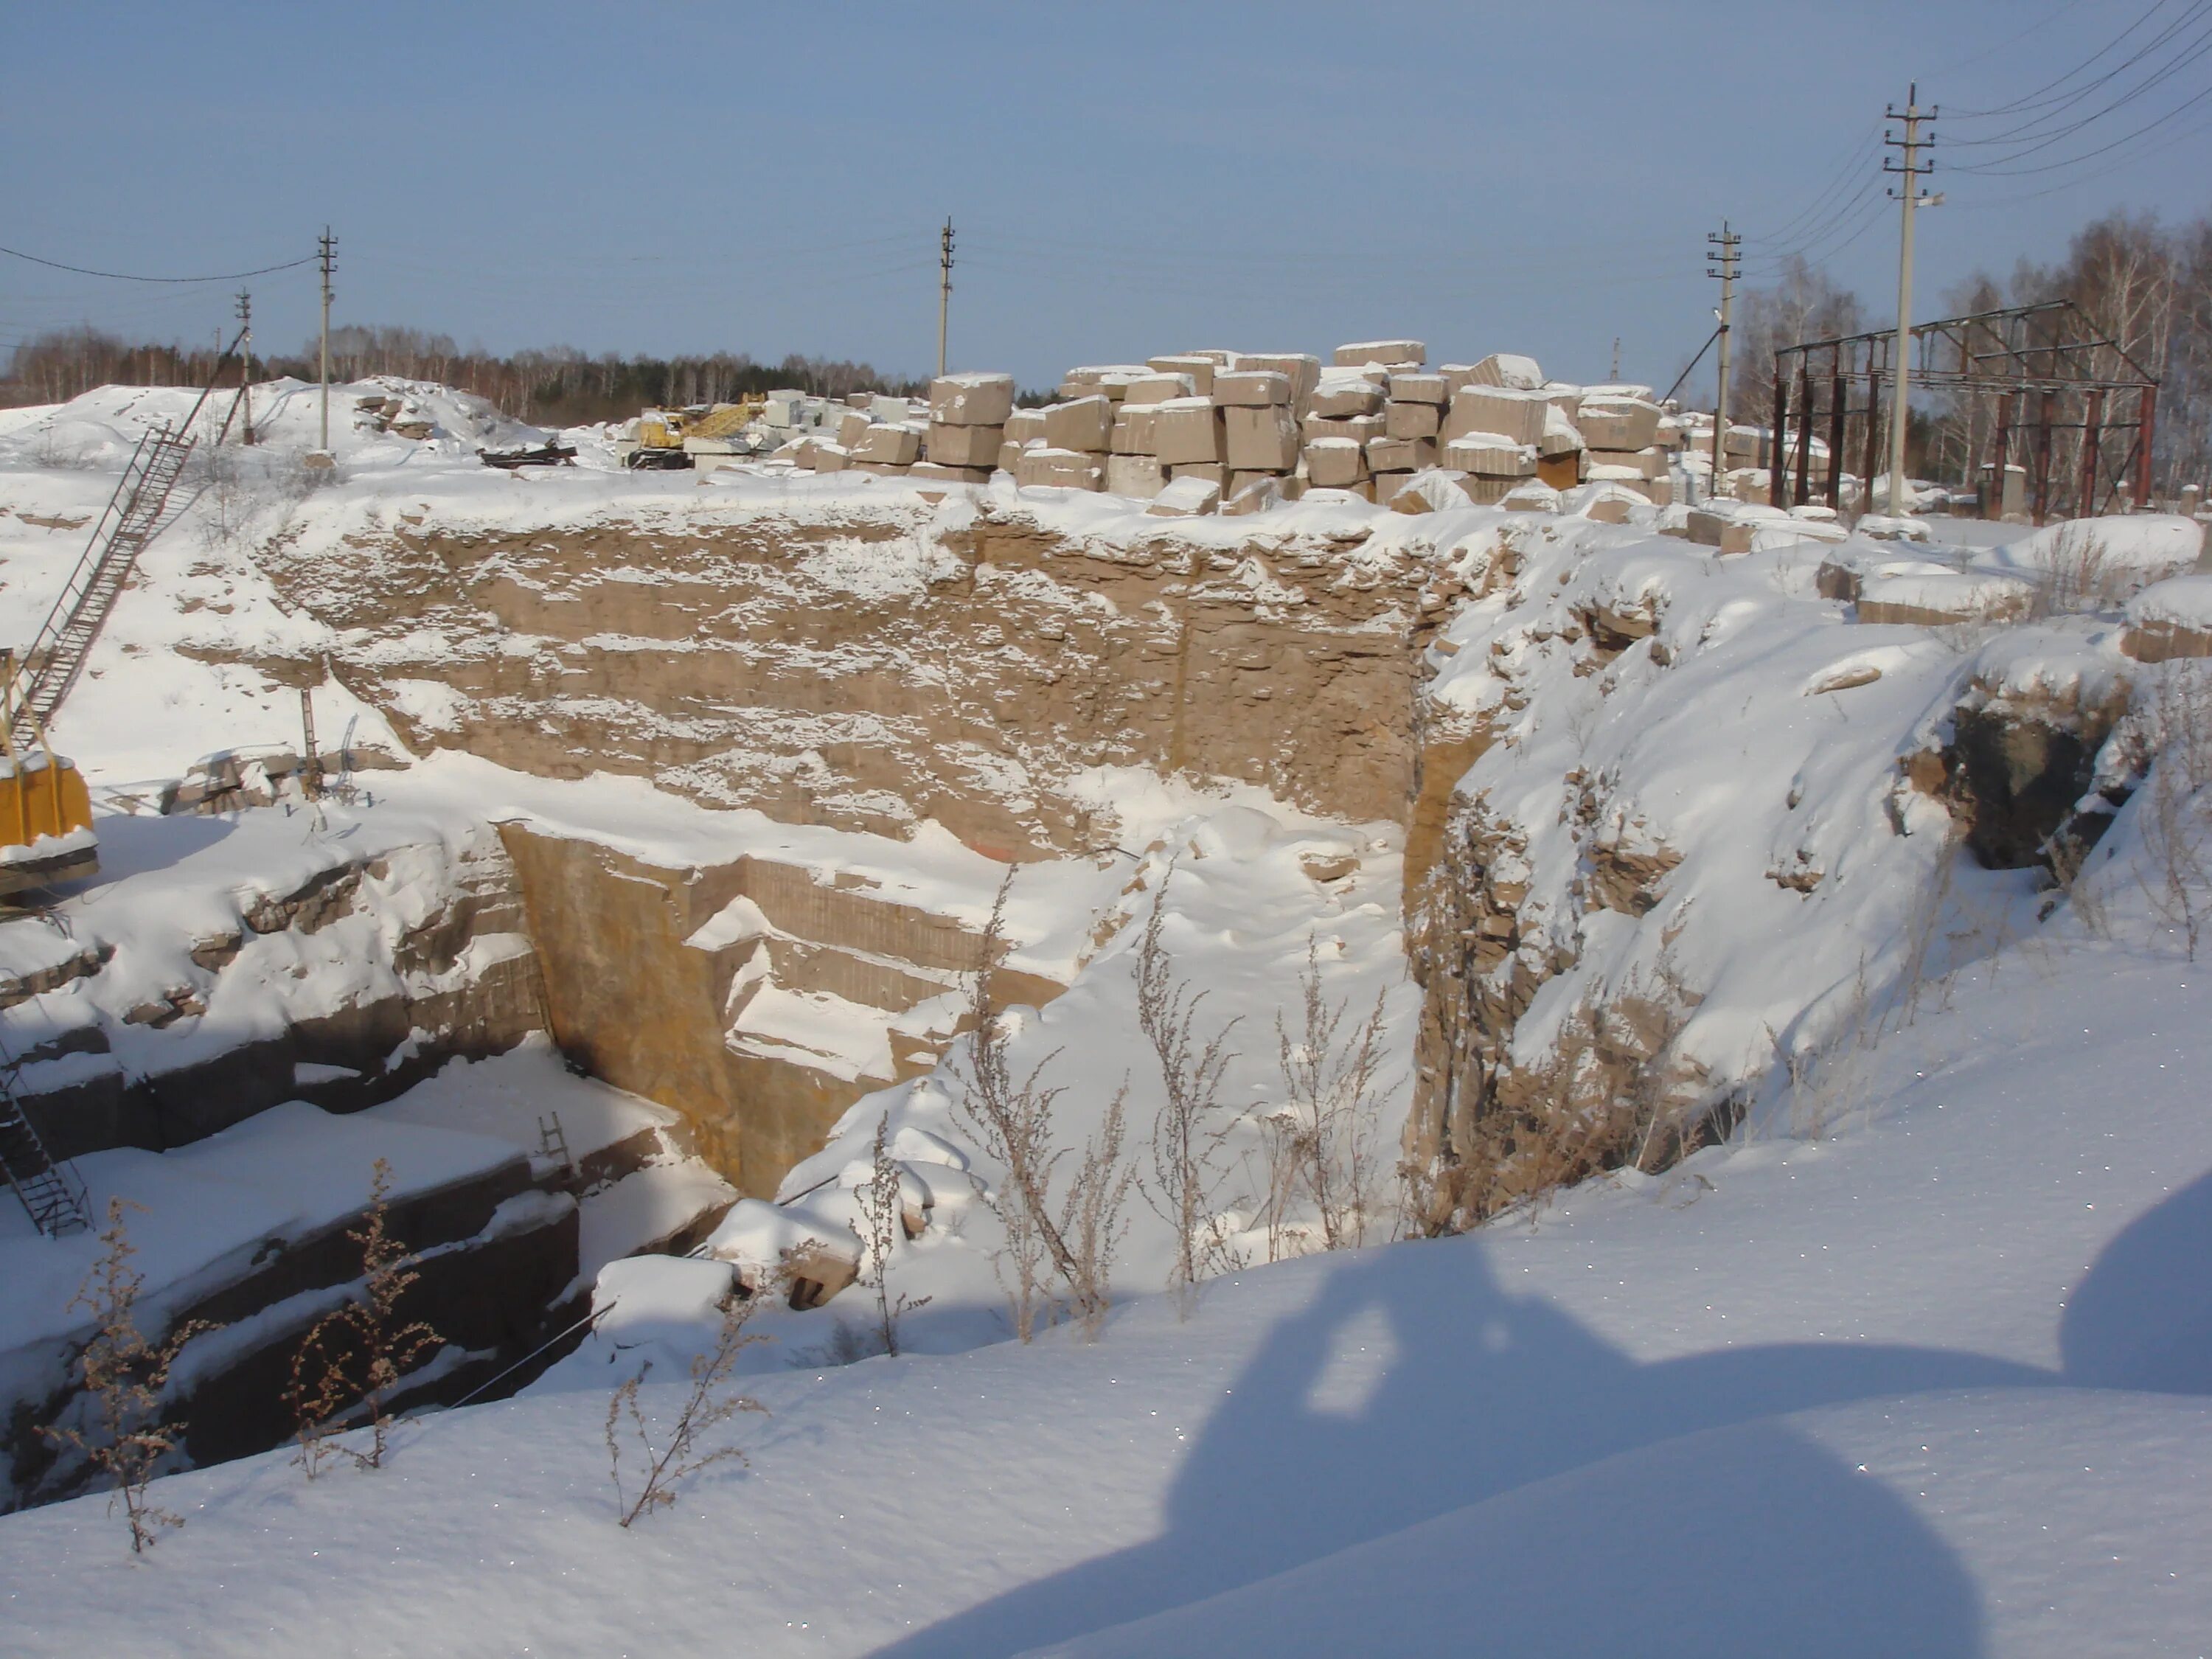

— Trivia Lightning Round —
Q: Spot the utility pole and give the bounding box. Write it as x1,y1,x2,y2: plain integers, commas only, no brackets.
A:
1706,223,1741,499
1883,83,1940,515
235,290,254,445
317,227,338,453
1610,336,1621,381
936,218,955,379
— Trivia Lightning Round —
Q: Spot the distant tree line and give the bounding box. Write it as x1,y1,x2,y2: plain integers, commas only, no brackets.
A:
0,324,925,425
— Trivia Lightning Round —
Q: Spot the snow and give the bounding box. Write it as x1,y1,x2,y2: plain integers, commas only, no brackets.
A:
1979,513,2204,589
2126,570,2212,631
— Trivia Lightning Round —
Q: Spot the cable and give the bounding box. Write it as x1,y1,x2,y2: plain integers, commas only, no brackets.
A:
1954,72,2212,175
0,244,316,283
1947,0,2184,117
1947,7,2212,158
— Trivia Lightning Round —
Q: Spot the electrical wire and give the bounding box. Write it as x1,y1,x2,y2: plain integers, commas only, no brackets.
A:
0,244,316,283
1947,0,2186,117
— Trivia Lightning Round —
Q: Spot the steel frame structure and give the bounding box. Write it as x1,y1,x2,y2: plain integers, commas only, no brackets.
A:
1770,299,2157,524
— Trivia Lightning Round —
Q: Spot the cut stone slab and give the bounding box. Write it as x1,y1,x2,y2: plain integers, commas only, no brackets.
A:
927,421,1004,467
1223,476,1285,515
1234,353,1323,405
1367,434,1437,473
1147,355,1218,395
1445,385,1548,445
1106,453,1166,498
1213,370,1293,408
1043,395,1114,452
1498,479,1562,514
1154,398,1226,465
1443,433,1537,476
1856,568,2037,626
1004,409,1047,445
909,460,992,483
1169,462,1228,487
838,411,870,448
1305,436,1370,488
1385,400,1442,440
1577,396,1663,451
1015,446,1105,491
1111,403,1162,455
813,442,852,473
1586,446,1664,479
1146,473,1221,516
1333,339,1426,367
1386,371,1450,406
927,372,1016,425
1303,412,1384,445
1225,404,1300,470
1310,381,1385,419
1464,352,1545,389
2124,574,2212,661
852,424,922,466
1120,374,1196,406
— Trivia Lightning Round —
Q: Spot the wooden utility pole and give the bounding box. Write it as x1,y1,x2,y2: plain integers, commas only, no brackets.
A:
235,290,254,445
1882,83,1939,514
1706,223,1741,499
936,218,955,379
317,228,338,453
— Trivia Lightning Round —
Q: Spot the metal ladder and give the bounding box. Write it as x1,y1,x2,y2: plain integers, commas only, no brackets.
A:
10,423,197,753
0,1053,88,1237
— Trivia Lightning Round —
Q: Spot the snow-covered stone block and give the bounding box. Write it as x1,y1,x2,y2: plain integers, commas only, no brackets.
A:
852,424,922,466
1443,433,1537,476
1445,386,1548,446
1577,396,1663,451
1213,370,1293,408
1304,436,1369,488
1223,475,1286,515
1147,355,1218,395
1386,371,1450,406
1390,468,1475,515
1169,462,1228,487
1234,353,1322,405
910,460,992,483
1224,405,1299,471
1146,474,1221,516
1368,434,1437,474
927,371,1016,426
1111,403,1161,456
1042,395,1114,453
1464,352,1545,389
813,442,852,473
1004,408,1047,445
1310,381,1385,419
1303,412,1384,445
1586,447,1664,479
927,421,1004,467
838,410,870,448
1107,453,1166,498
1333,339,1426,367
1015,446,1105,491
2124,573,2212,661
1121,374,1196,406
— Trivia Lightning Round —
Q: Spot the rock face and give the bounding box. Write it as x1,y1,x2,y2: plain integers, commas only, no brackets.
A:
255,503,1427,860
500,826,1063,1194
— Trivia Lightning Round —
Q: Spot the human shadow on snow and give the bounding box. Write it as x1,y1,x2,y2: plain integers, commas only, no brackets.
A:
873,1234,2042,1659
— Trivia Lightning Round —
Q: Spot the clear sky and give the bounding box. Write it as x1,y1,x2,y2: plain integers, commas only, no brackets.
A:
3,1,2206,395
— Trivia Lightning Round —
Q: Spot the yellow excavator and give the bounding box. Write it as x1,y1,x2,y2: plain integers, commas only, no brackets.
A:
0,663,95,897
624,398,768,468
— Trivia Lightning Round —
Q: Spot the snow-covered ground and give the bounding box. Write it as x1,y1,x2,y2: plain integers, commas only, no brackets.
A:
2,379,2211,1652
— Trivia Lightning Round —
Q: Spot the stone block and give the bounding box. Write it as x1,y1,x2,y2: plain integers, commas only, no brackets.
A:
1445,385,1548,445
1015,447,1105,491
1106,453,1165,498
1464,352,1545,389
871,394,917,424
1147,474,1220,516
1368,434,1437,473
1213,370,1293,407
1004,408,1047,444
1310,381,1385,420
1121,374,1196,406
1147,355,1218,395
1110,403,1161,455
1303,412,1384,445
814,442,852,473
1385,400,1442,440
853,424,922,466
996,440,1023,473
1587,447,1664,479
910,460,992,483
1224,405,1299,471
1391,469,1475,515
927,421,1005,467
1304,437,1369,488
1154,398,1225,465
1576,397,1663,451
1443,434,1536,476
1498,479,1562,514
837,410,870,448
1333,339,1426,367
927,372,1016,425
1043,395,1114,452
1169,462,1228,487
850,460,913,476
1223,476,1285,515
1234,353,1322,408
1386,371,1450,406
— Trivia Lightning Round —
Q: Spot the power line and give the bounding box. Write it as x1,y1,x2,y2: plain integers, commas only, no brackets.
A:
1946,0,2185,118
0,244,316,283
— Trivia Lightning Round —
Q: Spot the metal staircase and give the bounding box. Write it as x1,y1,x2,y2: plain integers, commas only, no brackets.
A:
10,422,196,753
0,1053,88,1237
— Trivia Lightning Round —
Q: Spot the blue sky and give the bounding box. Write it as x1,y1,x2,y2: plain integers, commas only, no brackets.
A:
2,1,2205,394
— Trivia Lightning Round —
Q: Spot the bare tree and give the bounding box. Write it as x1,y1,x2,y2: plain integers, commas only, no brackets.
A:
854,1115,932,1358
1134,871,1241,1313
41,1200,221,1553
285,1158,442,1475
605,1291,768,1527
1270,936,1394,1252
